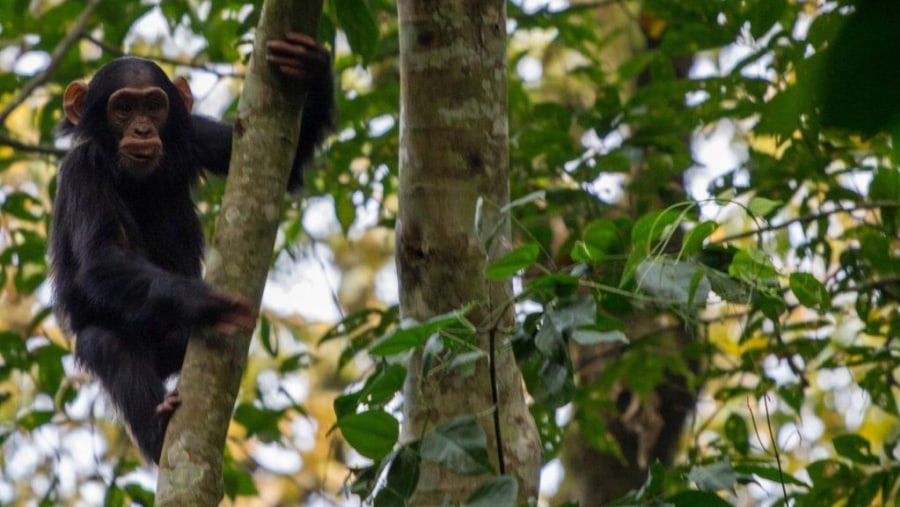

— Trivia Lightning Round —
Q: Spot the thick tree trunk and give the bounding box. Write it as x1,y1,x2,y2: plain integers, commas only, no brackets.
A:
396,1,542,505
154,0,322,504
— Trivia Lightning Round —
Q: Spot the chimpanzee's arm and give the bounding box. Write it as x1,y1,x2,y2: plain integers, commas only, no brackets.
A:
288,68,335,190
192,70,334,190
192,32,335,188
58,183,245,332
74,242,237,331
191,115,232,176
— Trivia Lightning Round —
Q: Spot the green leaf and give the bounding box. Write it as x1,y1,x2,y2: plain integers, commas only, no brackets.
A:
667,490,732,507
373,489,406,507
500,190,545,213
526,273,580,299
747,196,782,217
789,272,831,312
223,458,259,499
370,310,472,356
486,243,540,280
103,485,125,507
382,445,420,501
871,168,900,233
335,190,356,234
623,209,684,283
349,464,379,498
33,343,66,394
869,167,900,202
337,410,399,460
546,295,596,332
571,219,623,264
716,188,737,203
121,483,155,506
335,364,407,418
847,471,886,507
334,0,379,61
733,464,807,487
514,331,575,410
0,331,28,370
688,460,737,492
18,410,54,430
729,248,778,284
746,0,787,38
756,85,806,139
777,384,804,414
683,221,717,257
233,403,284,443
361,363,407,407
637,257,712,308
534,320,562,359
1,192,42,221
631,209,682,245
724,413,749,455
570,328,628,345
859,367,898,414
464,475,518,507
529,404,564,460
807,459,853,487
756,290,787,321
446,350,487,373
633,461,667,500
820,2,900,135
833,434,880,465
257,316,278,357
420,416,495,475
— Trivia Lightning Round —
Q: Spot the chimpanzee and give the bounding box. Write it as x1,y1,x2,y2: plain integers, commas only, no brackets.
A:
49,32,334,464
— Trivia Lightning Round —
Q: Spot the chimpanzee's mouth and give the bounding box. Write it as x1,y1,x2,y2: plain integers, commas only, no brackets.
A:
121,139,162,165
125,153,150,162
119,145,162,178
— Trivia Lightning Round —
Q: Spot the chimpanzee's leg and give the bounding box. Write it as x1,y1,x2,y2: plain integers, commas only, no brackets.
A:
74,326,169,463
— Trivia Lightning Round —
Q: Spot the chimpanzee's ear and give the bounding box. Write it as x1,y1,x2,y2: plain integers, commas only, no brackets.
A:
172,76,194,113
63,81,88,125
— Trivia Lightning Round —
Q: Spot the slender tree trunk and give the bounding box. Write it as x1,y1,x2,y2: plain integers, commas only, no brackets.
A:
155,1,322,504
396,1,542,504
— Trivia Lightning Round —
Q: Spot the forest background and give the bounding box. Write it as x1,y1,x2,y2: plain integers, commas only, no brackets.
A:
0,0,898,506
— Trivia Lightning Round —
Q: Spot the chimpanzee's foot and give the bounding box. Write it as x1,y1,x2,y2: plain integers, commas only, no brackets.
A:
156,390,181,423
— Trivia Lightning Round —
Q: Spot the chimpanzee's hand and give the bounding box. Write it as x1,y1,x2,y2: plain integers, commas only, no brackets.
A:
156,390,181,422
266,32,331,83
211,289,257,335
193,287,257,335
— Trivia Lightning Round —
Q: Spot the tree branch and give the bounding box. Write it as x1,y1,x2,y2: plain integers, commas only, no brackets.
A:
154,0,323,503
82,34,246,79
0,135,67,157
0,0,101,127
717,201,900,243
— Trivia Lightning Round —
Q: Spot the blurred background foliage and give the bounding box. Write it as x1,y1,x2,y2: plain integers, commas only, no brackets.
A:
0,0,898,505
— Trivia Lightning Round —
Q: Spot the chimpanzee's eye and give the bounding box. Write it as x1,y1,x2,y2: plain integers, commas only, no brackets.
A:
147,98,164,112
114,101,133,115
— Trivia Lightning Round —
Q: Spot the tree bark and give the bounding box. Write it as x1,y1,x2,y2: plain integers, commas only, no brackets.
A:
396,1,542,504
154,0,323,504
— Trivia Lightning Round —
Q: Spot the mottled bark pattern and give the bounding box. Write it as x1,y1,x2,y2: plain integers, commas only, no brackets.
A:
154,0,322,504
397,1,542,504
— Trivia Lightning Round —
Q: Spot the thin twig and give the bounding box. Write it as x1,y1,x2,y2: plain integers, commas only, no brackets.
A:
717,201,900,243
762,394,790,500
772,323,808,387
0,0,102,126
0,135,67,157
82,34,246,78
